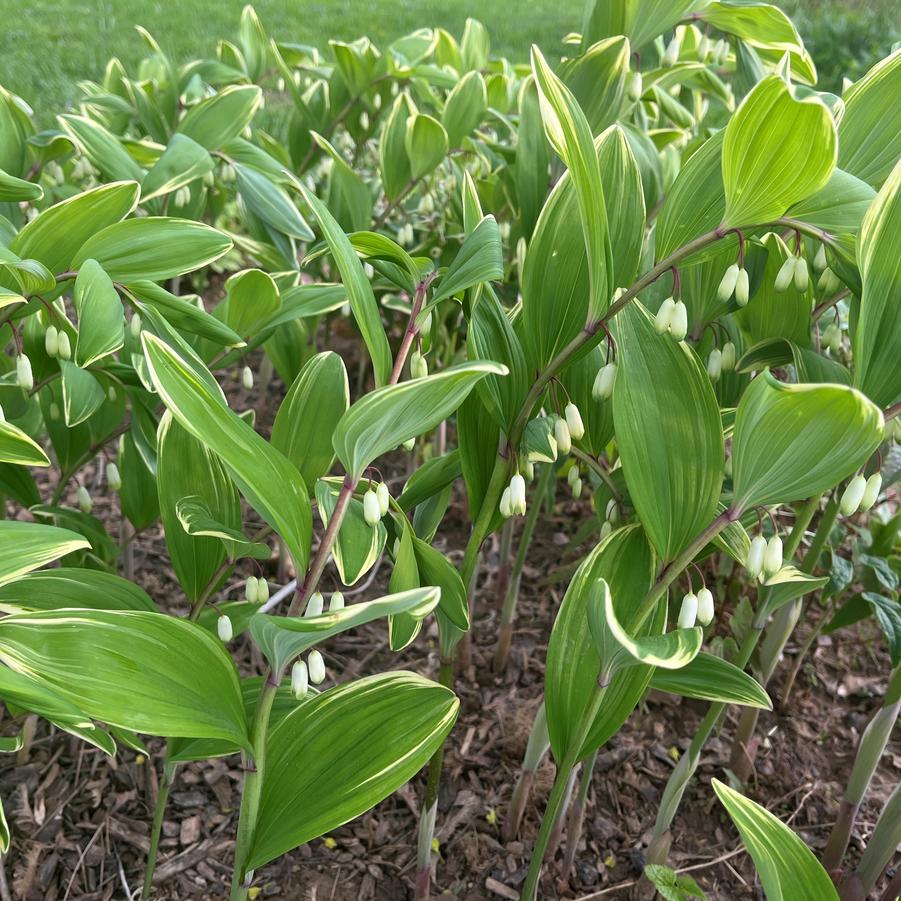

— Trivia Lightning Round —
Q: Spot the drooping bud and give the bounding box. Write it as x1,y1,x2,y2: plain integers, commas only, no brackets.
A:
57,330,72,360
360,110,370,130
764,534,783,576
734,267,749,307
130,314,142,338
746,535,767,578
818,267,840,295
670,300,688,341
305,591,324,618
307,649,326,684
291,659,309,699
329,590,345,611
571,477,583,499
706,348,722,382
510,473,527,515
499,486,513,518
696,587,714,626
77,485,93,513
554,417,572,455
242,366,254,390
662,35,680,67
627,71,643,102
814,244,827,272
16,354,33,391
256,578,269,602
402,436,416,451
376,481,390,515
363,489,382,525
523,460,535,481
108,385,117,402
605,499,619,524
410,350,428,380
567,465,580,488
592,362,617,400
45,325,59,357
698,33,710,61
599,520,612,539
677,592,698,629
564,403,584,440
823,322,841,353
654,297,676,334
217,614,233,642
859,473,882,512
245,577,259,603
793,256,809,292
721,341,736,371
717,264,740,302
49,402,60,421
839,474,867,515
107,462,122,491
774,256,795,293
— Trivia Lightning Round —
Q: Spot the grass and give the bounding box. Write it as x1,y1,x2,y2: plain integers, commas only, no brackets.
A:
1,1,897,124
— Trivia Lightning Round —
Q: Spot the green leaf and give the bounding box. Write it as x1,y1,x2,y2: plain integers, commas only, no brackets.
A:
442,71,487,147
853,158,901,407
311,133,374,233
141,133,214,201
721,75,836,228
837,49,901,188
143,334,312,572
0,521,89,586
250,588,440,672
530,45,611,321
413,536,470,632
10,181,139,275
58,113,144,182
272,352,349,492
515,77,551,240
72,218,233,282
581,0,703,51
177,84,263,150
432,216,503,303
731,371,884,512
247,672,458,869
333,361,506,480
379,93,415,200
0,568,154,614
293,183,393,388
712,779,839,900
73,259,123,366
60,361,105,427
219,268,281,338
612,301,723,561
404,113,449,179
561,36,629,135
0,420,50,466
176,496,269,561
650,652,772,709
235,163,314,240
861,593,901,666
0,168,42,202
0,610,250,747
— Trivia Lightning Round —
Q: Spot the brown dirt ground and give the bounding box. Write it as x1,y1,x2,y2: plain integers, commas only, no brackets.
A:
1,354,898,901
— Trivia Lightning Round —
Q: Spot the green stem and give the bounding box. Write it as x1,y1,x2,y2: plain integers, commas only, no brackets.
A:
142,757,177,899
560,749,598,885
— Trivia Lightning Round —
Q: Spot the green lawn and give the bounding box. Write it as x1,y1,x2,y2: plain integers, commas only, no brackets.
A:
1,0,897,124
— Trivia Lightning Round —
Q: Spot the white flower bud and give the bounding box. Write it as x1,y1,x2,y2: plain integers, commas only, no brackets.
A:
662,35,680,67
523,460,535,481
363,489,382,525
670,300,688,341
747,535,767,578
654,297,676,334
774,256,795,293
696,587,714,626
764,535,783,577
174,185,191,207
814,244,827,272
717,264,740,302
376,481,390,515
859,473,882,512
242,366,254,390
305,591,324,618
307,649,326,684
567,465,580,487
698,34,710,61
402,436,416,451
410,350,428,380
245,577,259,603
564,403,584,440
107,462,121,491
45,325,59,357
256,578,269,602
592,362,617,400
360,110,370,130
605,499,619,524
291,659,309,699
554,417,572,455
840,474,867,516
499,486,513,518
510,474,527,515
707,348,722,382
329,590,345,611
217,614,233,642
627,71,643,101
107,385,117,402
678,592,698,629
16,354,33,391
721,341,736,371
49,402,60,421
793,257,809,292
130,314,142,338
734,267,749,307
57,330,72,360
820,268,841,296
77,485,93,513
599,520,612,539
572,477,583,499
823,322,841,353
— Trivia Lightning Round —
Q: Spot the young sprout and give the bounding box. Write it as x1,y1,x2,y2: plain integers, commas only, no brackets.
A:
564,402,584,440
592,362,617,400
329,590,345,611
717,263,740,302
840,473,867,515
721,341,736,371
670,300,688,341
291,659,309,699
859,473,882,512
696,587,715,626
554,417,572,455
746,534,767,579
77,485,93,514
45,324,59,357
678,592,698,629
107,462,122,491
654,297,676,334
305,591,324,618
707,348,722,382
217,614,233,643
242,366,254,390
363,488,382,525
16,354,33,391
307,649,326,684
763,534,783,577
